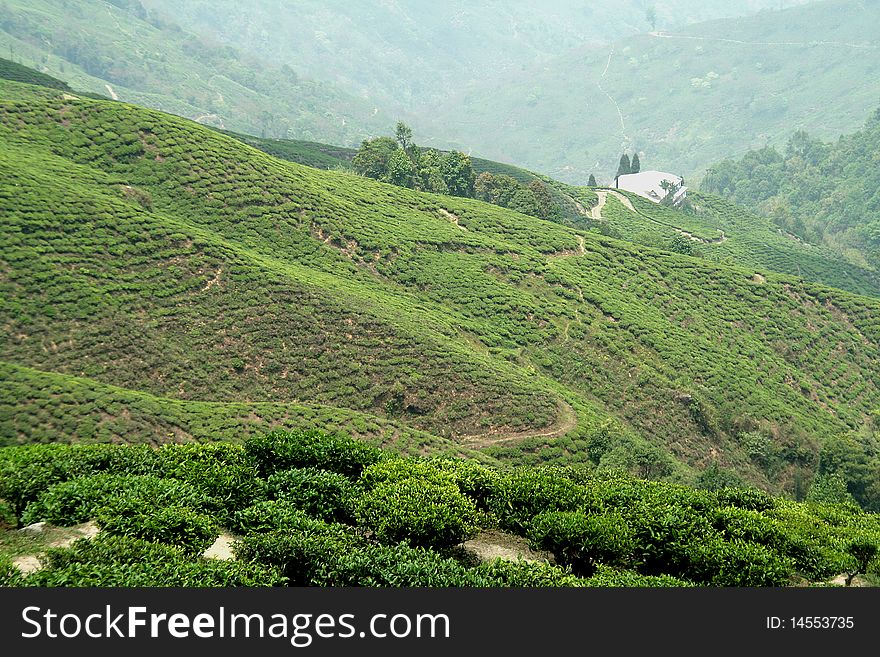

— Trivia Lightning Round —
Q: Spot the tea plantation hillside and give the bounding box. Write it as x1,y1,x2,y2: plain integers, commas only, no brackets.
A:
2,433,878,587
2,78,880,498
218,128,880,299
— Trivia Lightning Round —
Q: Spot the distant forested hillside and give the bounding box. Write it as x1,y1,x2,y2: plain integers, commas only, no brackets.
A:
423,0,880,182
0,0,386,144
702,106,880,272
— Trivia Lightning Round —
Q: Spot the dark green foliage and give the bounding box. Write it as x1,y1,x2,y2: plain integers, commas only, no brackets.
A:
244,430,382,479
527,511,633,576
616,154,631,179
231,500,345,535
0,555,25,587
23,535,286,587
20,474,213,526
353,478,479,549
630,154,641,174
96,505,219,555
702,110,880,273
488,468,586,533
267,467,354,522
0,58,71,91
587,174,597,187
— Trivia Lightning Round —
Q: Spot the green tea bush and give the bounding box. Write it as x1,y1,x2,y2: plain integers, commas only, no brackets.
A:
267,467,354,522
357,458,456,489
234,528,362,585
712,506,783,546
244,430,382,479
583,566,695,587
527,511,633,575
20,474,215,526
231,500,347,535
354,478,479,549
688,539,792,586
487,468,586,533
96,504,219,555
23,535,286,587
156,443,265,522
713,487,777,512
316,542,488,587
0,556,25,587
476,558,586,587
0,444,160,521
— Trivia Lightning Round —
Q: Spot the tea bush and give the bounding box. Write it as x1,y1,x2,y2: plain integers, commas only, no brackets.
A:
527,510,633,576
354,478,480,549
96,504,219,555
244,430,382,479
267,467,354,522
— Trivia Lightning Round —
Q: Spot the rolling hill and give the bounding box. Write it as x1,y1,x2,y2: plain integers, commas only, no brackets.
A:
702,106,880,273
423,0,880,182
0,0,386,144
2,76,880,499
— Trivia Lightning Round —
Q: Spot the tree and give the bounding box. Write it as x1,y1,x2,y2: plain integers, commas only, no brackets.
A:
615,154,631,181
386,148,416,188
395,121,414,153
352,136,398,180
527,180,556,220
659,178,682,206
630,153,641,173
588,173,597,186
416,148,448,194
440,151,475,197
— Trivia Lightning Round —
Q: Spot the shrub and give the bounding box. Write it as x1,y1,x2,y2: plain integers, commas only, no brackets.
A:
22,535,286,587
583,565,694,587
712,506,783,546
234,528,362,585
317,542,489,587
155,443,266,522
21,474,215,526
0,444,160,522
231,500,349,535
354,478,479,549
527,511,633,575
688,539,793,586
96,504,219,555
713,487,776,512
267,467,354,522
487,468,586,533
0,556,25,587
476,558,586,587
244,430,382,479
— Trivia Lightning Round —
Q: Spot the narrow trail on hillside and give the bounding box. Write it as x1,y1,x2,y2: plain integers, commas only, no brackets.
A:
458,400,577,449
596,47,628,147
592,189,727,244
648,31,879,50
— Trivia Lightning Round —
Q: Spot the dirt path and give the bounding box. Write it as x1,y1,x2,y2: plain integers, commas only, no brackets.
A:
596,46,628,144
648,31,878,50
439,208,467,231
203,531,237,560
104,84,119,101
459,529,553,565
458,400,577,449
11,520,99,574
594,188,727,244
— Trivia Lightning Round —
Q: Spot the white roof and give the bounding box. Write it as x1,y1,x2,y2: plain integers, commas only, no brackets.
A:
616,170,684,202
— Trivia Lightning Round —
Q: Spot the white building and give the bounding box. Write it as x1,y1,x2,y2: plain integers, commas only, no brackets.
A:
615,170,687,206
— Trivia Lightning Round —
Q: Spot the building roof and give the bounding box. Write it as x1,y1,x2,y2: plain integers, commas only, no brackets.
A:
616,170,685,203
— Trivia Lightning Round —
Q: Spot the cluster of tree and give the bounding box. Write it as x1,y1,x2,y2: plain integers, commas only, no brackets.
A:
352,123,475,197
474,173,561,222
353,123,565,222
701,108,880,269
615,152,641,180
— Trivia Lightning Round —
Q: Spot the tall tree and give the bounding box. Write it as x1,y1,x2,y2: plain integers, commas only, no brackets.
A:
440,151,475,198
352,136,398,180
615,154,631,180
630,153,641,174
588,173,597,186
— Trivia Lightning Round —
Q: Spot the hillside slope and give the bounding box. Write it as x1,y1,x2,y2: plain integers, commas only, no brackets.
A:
424,0,880,181
702,107,880,272
0,0,385,144
2,79,880,496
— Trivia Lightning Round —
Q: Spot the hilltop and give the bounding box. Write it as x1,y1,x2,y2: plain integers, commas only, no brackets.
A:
2,77,880,500
423,0,880,181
